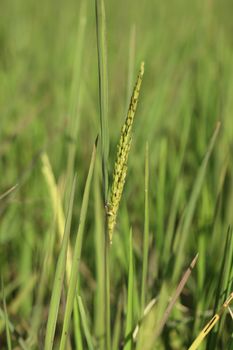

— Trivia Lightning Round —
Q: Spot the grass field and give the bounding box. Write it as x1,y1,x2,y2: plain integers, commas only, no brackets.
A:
1,0,233,349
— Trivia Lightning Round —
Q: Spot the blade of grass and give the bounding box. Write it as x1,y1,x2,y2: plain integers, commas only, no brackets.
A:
41,152,73,282
173,121,221,281
73,297,84,350
123,228,134,350
44,175,76,350
126,24,136,107
78,295,95,350
157,138,167,252
162,179,183,267
59,139,97,350
29,220,57,346
65,0,86,208
141,142,149,314
112,295,123,350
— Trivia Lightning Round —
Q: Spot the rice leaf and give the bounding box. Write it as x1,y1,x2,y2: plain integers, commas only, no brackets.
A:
59,139,97,350
44,175,76,350
173,121,221,281
78,295,94,350
141,142,149,314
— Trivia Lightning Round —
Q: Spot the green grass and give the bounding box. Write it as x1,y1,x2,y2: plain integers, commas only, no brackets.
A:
1,0,233,349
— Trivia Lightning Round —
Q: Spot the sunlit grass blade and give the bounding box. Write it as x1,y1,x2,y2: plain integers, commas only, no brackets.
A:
44,175,76,350
173,121,221,281
123,228,134,350
188,292,233,350
141,142,149,314
59,139,97,350
78,295,94,350
41,152,73,281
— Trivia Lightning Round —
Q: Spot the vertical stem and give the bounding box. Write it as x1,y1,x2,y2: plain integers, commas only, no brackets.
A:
141,142,149,314
95,1,110,349
95,0,109,203
105,233,111,350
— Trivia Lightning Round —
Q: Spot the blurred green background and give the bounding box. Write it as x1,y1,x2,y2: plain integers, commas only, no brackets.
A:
1,0,233,349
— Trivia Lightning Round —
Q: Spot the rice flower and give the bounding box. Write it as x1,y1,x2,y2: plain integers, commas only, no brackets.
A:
107,62,144,243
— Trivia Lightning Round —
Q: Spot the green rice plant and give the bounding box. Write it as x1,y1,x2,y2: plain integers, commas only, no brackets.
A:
1,0,233,349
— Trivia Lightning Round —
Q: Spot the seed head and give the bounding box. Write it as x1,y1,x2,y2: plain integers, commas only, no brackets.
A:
107,62,144,243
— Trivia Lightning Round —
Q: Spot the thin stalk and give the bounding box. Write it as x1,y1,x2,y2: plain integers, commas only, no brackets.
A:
141,142,149,314
95,0,109,203
123,229,134,350
95,1,110,350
